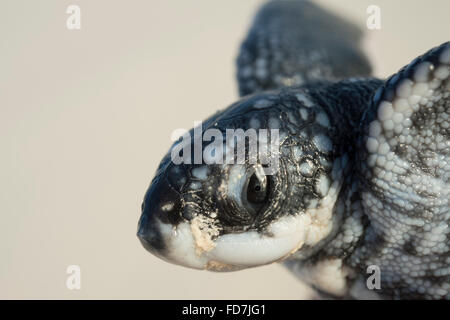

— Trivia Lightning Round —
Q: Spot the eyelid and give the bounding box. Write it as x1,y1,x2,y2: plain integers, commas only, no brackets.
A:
254,165,266,182
242,165,269,214
252,166,268,191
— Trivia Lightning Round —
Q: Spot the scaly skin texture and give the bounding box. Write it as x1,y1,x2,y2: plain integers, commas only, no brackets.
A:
284,43,450,299
237,0,372,96
137,0,449,299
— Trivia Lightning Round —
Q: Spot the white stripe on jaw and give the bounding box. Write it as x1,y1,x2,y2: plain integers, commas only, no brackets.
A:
203,213,311,268
158,213,312,271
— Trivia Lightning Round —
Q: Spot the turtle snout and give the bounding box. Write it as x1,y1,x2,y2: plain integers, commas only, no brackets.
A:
137,172,184,257
137,212,166,254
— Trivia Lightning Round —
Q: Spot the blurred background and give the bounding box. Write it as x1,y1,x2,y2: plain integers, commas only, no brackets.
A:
0,0,448,299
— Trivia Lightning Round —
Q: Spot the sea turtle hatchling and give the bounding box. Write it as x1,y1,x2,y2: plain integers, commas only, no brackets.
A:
137,0,449,299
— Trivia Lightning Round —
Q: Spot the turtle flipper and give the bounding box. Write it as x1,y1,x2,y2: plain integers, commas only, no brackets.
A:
357,42,449,299
236,0,372,96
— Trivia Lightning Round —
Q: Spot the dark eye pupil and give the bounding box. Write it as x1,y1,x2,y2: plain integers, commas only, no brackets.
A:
247,173,269,204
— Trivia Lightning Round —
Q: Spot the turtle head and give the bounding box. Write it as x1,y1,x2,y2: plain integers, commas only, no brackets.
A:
137,93,346,271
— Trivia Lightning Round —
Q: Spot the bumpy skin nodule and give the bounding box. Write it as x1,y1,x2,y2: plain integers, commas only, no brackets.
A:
138,0,449,299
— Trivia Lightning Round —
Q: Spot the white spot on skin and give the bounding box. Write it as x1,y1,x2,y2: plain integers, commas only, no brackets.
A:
299,108,308,120
366,137,379,153
255,58,267,69
189,181,202,190
316,175,330,196
161,202,174,212
239,66,252,78
295,93,314,107
312,134,333,153
369,121,382,137
434,65,449,80
413,82,429,96
268,117,280,129
254,99,271,109
299,160,314,177
383,119,394,131
249,118,260,129
377,101,394,121
316,112,330,128
414,61,433,82
408,94,421,106
378,142,389,155
255,67,268,80
393,98,409,112
396,79,413,98
192,166,209,181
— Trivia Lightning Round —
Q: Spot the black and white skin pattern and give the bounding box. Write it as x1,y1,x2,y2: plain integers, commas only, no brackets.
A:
137,0,449,299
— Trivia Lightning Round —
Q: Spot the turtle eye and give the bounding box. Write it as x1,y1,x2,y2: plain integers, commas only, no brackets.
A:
242,168,270,214
247,173,269,203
